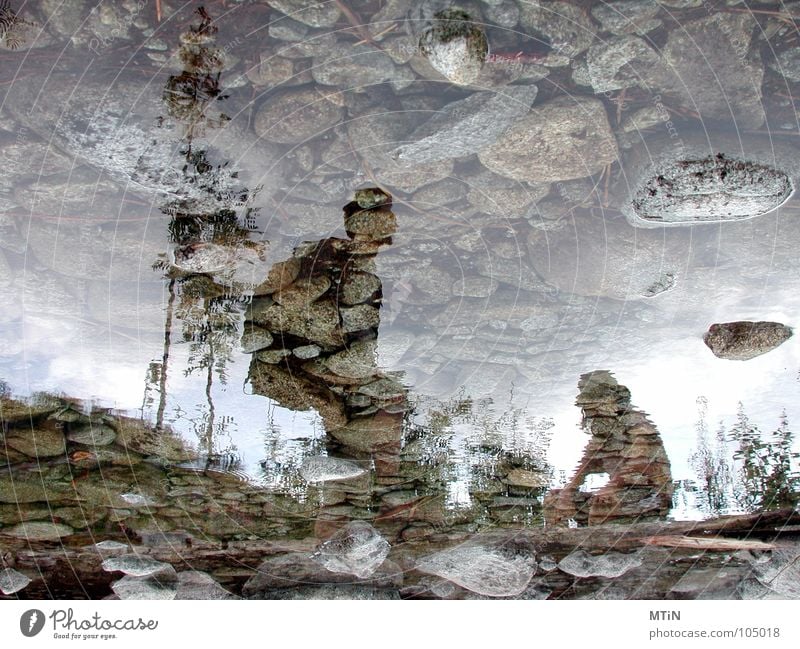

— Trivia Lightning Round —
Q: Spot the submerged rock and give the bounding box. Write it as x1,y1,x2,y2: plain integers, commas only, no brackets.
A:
392,86,538,164
1,521,74,541
300,456,368,483
112,573,177,600
254,87,344,144
0,567,31,595
479,96,618,183
418,8,488,85
415,544,536,597
558,549,643,578
175,571,238,600
102,555,173,577
311,521,390,579
703,322,793,361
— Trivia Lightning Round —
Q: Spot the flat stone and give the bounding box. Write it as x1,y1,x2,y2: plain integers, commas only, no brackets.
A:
573,35,660,92
300,456,367,483
628,153,793,225
241,325,274,353
341,304,381,333
324,340,378,379
416,545,536,597
558,549,643,578
274,275,332,308
506,468,549,489
339,271,381,305
479,96,618,183
703,322,793,361
392,86,538,164
6,428,66,458
293,344,322,359
176,571,238,600
67,424,117,446
102,555,173,577
242,553,402,596
252,258,301,295
268,0,341,28
112,574,177,600
2,521,74,541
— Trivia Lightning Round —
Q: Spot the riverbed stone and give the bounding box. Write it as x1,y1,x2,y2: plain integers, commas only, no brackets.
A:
268,1,341,28
418,8,488,86
479,96,618,183
254,87,344,144
703,322,793,361
392,86,538,164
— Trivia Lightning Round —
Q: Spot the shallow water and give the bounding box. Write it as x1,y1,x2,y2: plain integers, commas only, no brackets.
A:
1,0,799,600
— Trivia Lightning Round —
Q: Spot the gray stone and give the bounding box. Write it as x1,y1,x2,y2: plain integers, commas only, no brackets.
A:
293,344,321,359
771,48,800,82
243,553,402,596
620,133,797,226
300,456,367,483
268,1,341,28
468,183,548,217
479,96,618,183
241,325,274,353
484,1,519,28
275,275,332,307
518,1,596,59
416,545,536,597
703,321,793,361
268,15,309,42
558,550,643,578
392,86,538,164
67,424,117,446
176,571,238,600
254,87,344,144
341,304,381,333
6,428,66,458
0,567,31,595
324,340,378,379
112,573,177,600
591,0,662,35
311,521,391,578
340,272,381,305
252,300,344,349
574,35,660,92
102,555,173,577
313,44,401,88
418,8,488,85
1,521,74,541
646,12,765,128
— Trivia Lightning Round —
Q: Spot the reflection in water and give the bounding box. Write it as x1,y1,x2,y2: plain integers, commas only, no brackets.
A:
2,0,800,601
544,370,672,526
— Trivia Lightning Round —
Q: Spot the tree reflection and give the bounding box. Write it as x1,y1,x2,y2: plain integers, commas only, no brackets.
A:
689,400,800,515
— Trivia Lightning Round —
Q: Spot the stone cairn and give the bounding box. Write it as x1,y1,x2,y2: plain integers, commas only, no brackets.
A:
544,370,673,526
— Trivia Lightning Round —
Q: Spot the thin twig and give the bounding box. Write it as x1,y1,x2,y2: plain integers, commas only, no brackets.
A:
156,0,162,22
